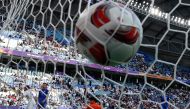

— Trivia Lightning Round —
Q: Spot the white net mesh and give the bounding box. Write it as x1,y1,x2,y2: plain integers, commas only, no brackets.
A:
0,0,189,109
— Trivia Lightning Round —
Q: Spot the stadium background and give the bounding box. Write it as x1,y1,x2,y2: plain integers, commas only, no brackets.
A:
0,0,189,109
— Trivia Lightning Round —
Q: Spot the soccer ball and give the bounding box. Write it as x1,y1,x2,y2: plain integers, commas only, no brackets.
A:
74,1,143,66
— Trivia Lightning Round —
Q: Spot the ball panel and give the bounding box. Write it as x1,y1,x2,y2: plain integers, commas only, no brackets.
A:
91,4,110,28
89,43,107,65
132,36,141,55
106,38,133,63
86,18,113,45
122,26,139,44
75,27,108,64
75,27,92,46
106,26,139,44
108,6,134,26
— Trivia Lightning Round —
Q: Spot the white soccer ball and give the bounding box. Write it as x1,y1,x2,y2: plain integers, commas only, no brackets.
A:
74,1,143,66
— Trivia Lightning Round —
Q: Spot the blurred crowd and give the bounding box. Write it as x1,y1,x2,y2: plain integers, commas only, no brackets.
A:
166,84,190,109
149,62,174,77
0,19,189,109
1,31,189,82
0,18,189,82
176,67,190,81
0,65,190,109
0,83,18,106
126,54,149,72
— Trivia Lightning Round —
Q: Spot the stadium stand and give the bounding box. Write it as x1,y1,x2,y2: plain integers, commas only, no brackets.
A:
0,0,189,108
0,29,188,82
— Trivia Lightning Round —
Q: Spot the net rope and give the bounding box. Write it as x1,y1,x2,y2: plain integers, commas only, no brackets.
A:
0,0,189,109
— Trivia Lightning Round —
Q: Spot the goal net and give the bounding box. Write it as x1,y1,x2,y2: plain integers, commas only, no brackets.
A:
0,0,189,109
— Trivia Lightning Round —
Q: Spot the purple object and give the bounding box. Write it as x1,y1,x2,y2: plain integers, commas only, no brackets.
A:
0,106,19,109
0,48,139,75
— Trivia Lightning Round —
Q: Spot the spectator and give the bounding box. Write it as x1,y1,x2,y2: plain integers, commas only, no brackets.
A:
37,83,49,109
23,85,36,109
86,96,101,109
